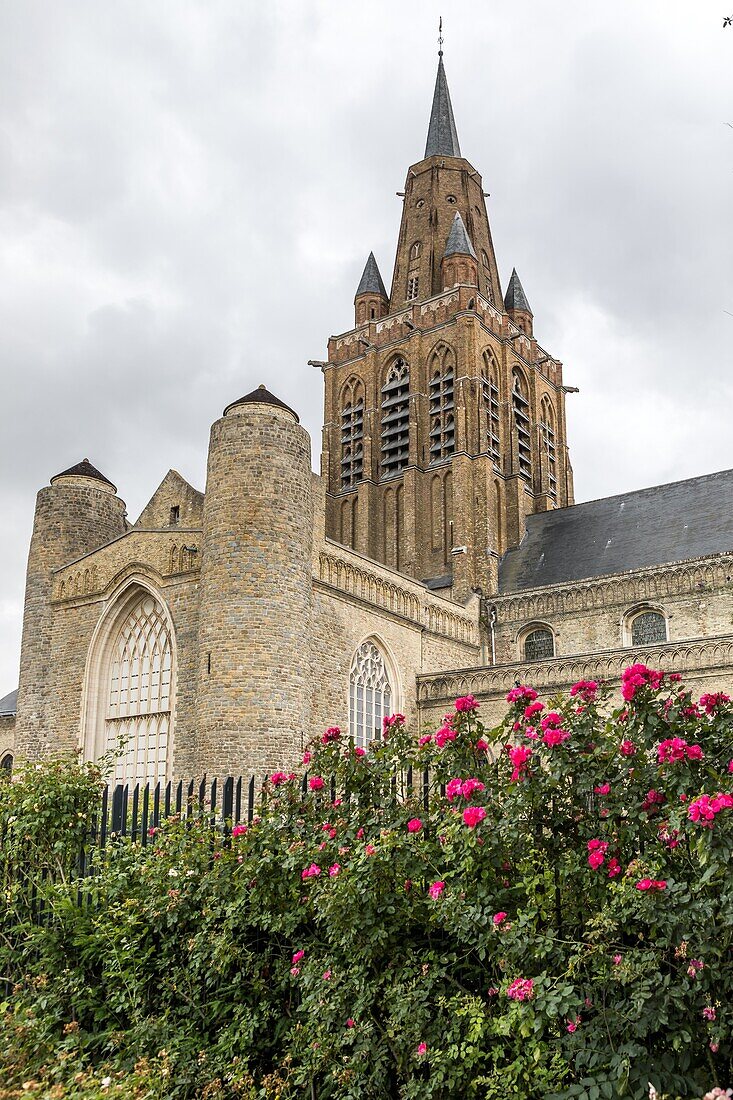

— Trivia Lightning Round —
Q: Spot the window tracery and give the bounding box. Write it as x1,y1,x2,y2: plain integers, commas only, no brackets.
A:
349,641,393,750
523,627,554,662
104,593,172,784
540,396,557,502
512,369,532,482
428,345,455,463
340,379,364,489
380,359,410,478
630,610,667,647
482,351,501,467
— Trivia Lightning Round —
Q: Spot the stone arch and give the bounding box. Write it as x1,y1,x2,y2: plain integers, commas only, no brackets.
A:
81,575,176,784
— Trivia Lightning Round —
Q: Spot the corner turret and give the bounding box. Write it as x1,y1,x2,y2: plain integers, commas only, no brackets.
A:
14,459,127,762
354,253,389,326
504,268,533,337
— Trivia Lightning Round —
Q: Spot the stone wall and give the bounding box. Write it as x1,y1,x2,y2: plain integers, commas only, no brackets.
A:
490,554,733,665
418,633,733,733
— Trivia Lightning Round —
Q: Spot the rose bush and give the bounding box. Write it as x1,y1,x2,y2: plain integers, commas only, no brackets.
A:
0,668,732,1099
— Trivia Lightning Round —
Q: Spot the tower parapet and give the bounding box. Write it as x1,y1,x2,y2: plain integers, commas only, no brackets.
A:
14,460,127,761
197,385,314,776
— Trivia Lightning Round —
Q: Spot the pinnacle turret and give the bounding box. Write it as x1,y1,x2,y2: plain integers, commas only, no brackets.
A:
355,252,388,299
444,212,476,259
504,268,533,316
425,55,461,159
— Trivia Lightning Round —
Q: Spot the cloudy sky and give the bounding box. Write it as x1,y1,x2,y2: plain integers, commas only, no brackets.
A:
1,0,731,693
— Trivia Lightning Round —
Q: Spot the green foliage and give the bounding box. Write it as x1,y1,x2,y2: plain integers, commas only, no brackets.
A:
1,672,732,1098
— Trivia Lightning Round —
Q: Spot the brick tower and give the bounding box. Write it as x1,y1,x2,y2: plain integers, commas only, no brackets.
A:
196,385,314,776
14,461,128,761
322,48,574,601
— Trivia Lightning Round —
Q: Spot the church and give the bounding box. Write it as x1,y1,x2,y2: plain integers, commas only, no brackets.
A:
2,50,732,782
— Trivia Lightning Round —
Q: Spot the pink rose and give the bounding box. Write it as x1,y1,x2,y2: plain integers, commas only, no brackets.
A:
301,863,321,880
619,739,637,757
493,912,508,925
302,751,312,765
428,881,445,899
309,776,325,791
328,863,341,877
505,977,534,1002
463,805,487,828
292,950,305,964
594,783,611,795
322,969,332,981
416,1042,427,1055
455,694,479,713
346,1018,355,1028
407,818,423,833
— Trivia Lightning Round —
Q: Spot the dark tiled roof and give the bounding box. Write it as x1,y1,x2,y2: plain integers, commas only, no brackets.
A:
444,211,476,259
51,458,116,491
504,268,532,315
425,55,461,158
424,573,453,591
223,384,299,422
499,469,733,593
355,252,388,299
0,688,17,716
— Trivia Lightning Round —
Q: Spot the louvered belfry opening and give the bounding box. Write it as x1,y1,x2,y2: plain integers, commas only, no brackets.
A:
340,381,364,489
380,358,410,477
541,398,557,502
512,370,532,482
428,347,455,463
482,352,501,467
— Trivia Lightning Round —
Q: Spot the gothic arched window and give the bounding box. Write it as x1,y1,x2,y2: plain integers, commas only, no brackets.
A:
410,241,422,261
428,344,455,463
0,753,12,775
523,626,554,662
482,350,501,467
349,640,393,750
540,396,557,502
104,592,172,784
512,369,532,483
340,379,364,489
629,609,667,647
380,358,410,478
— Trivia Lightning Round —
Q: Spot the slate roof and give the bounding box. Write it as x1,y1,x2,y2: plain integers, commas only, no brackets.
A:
444,212,477,259
355,252,388,299
0,688,17,717
51,458,116,492
499,469,733,593
425,55,461,158
504,268,533,315
223,384,299,422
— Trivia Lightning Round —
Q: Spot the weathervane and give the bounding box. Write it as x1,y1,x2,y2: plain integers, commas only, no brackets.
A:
438,15,443,56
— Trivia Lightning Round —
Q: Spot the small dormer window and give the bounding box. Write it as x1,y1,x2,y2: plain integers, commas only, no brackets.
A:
170,505,180,526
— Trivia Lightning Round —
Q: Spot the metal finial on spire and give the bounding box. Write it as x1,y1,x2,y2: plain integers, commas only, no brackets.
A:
438,16,443,56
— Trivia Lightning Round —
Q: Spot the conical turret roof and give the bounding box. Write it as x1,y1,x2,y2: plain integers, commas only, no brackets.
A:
504,268,533,315
51,458,116,492
223,383,299,422
444,212,476,259
355,252,388,299
425,55,461,159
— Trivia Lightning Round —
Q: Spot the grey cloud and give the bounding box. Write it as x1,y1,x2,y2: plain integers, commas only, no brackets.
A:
1,0,731,691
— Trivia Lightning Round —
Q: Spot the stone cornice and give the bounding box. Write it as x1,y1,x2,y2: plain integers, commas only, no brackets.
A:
417,632,733,705
317,550,479,647
495,554,733,622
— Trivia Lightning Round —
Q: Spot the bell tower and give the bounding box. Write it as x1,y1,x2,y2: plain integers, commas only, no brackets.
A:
321,46,574,601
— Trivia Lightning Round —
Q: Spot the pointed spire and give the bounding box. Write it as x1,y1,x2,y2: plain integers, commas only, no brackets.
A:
355,252,388,299
444,212,476,259
425,54,461,159
504,268,533,315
